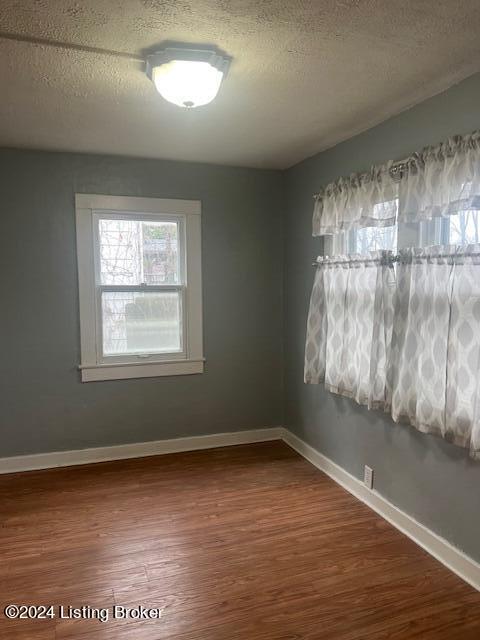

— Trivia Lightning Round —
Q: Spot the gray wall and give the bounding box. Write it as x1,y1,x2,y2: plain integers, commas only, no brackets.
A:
0,149,283,456
284,72,480,562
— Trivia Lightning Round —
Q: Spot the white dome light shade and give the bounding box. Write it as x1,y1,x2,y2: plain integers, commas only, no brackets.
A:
146,48,230,108
152,61,223,108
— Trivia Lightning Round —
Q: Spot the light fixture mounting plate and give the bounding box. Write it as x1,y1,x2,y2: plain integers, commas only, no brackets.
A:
145,47,231,81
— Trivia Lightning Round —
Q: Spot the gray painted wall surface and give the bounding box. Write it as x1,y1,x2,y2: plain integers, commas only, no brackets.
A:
284,73,480,562
0,150,283,456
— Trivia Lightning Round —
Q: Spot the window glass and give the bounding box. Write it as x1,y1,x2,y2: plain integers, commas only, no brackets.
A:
98,219,179,285
351,225,398,253
445,210,480,245
102,291,182,356
337,198,399,254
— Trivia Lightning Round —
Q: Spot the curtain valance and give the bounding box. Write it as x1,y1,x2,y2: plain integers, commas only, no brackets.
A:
312,130,480,236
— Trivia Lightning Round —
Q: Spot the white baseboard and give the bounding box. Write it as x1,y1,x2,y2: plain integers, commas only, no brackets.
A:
0,427,283,475
1,424,478,592
281,428,480,592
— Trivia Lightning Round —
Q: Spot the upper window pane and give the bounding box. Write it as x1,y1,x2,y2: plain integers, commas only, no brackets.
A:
98,218,180,285
447,210,480,245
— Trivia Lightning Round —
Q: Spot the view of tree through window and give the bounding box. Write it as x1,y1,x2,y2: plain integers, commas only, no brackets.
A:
447,210,480,245
98,218,182,356
353,225,398,253
348,199,398,253
99,219,179,285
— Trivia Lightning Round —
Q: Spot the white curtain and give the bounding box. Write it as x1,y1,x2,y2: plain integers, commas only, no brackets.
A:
312,166,398,235
388,245,480,459
399,132,480,222
307,129,480,458
312,131,480,236
305,252,395,409
305,246,480,459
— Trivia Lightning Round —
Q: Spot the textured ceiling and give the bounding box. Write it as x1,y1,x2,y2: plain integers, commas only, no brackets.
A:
1,0,480,168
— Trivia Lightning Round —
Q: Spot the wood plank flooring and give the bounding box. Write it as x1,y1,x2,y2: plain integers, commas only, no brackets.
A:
0,441,479,639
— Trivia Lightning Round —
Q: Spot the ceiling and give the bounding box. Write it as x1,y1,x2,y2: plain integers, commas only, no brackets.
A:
1,1,480,169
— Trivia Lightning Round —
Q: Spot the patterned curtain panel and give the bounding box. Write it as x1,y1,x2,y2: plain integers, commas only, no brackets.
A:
388,245,480,459
312,130,480,236
304,252,395,409
305,246,480,459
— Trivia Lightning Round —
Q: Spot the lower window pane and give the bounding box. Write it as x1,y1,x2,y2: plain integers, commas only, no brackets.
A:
102,291,182,356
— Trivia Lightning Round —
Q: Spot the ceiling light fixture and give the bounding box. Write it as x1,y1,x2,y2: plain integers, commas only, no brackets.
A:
146,47,231,108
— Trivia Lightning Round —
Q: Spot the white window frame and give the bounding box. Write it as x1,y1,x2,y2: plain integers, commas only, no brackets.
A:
75,194,204,382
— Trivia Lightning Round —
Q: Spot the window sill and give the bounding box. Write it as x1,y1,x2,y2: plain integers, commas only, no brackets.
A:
79,359,204,382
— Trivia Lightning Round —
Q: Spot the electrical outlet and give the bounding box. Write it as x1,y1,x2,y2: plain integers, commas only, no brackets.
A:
364,465,374,489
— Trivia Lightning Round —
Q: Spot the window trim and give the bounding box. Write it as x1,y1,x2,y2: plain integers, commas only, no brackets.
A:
75,194,204,382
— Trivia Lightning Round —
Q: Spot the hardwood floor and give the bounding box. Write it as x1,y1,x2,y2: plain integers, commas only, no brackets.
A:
0,441,479,639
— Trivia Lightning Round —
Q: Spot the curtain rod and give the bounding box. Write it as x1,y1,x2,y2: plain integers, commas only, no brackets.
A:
312,251,480,266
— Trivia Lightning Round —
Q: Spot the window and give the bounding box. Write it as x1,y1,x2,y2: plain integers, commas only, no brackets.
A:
75,194,203,382
347,224,398,253
442,210,480,245
328,202,480,256
327,198,399,255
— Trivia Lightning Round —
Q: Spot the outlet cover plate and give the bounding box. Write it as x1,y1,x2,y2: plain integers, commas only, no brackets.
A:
364,465,374,489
